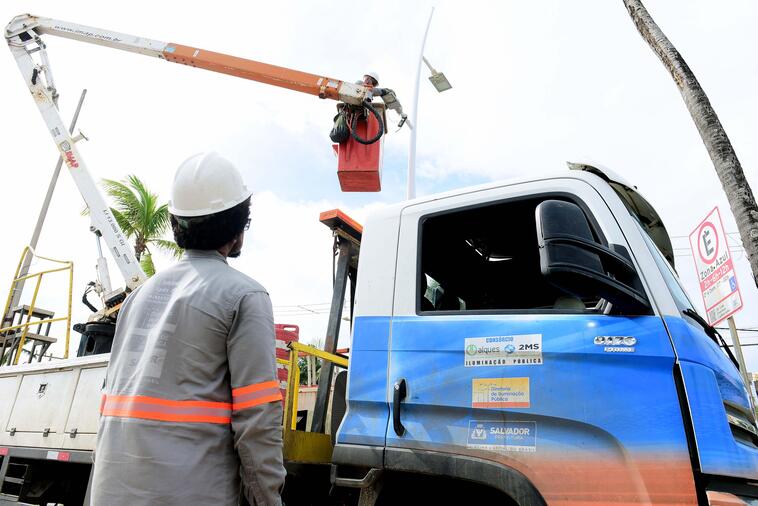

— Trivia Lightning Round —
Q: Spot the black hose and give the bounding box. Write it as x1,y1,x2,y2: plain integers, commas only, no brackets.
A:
82,283,98,313
349,101,384,145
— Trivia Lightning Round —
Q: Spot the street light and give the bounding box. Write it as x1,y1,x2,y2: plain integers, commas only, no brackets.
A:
407,7,451,200
423,56,452,93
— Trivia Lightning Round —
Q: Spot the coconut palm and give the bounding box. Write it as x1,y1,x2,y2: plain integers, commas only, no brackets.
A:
96,175,182,277
623,0,758,286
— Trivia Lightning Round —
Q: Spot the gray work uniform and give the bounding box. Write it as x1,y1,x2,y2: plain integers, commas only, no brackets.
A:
91,250,286,506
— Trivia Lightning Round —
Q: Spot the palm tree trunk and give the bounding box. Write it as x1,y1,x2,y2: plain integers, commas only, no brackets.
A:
623,0,758,286
134,236,145,262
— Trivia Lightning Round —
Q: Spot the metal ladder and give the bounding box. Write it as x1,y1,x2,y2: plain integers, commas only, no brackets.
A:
0,461,30,501
0,306,57,365
0,247,73,366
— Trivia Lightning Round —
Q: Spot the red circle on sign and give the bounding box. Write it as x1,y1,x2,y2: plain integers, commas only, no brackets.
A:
697,221,719,264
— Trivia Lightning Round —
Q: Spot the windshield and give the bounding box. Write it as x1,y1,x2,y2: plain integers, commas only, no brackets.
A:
635,219,698,314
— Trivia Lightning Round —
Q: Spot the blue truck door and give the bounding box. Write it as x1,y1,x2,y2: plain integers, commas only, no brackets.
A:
335,207,400,457
385,178,699,505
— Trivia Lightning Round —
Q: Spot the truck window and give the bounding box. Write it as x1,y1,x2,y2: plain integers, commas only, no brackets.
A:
418,196,605,313
636,219,697,313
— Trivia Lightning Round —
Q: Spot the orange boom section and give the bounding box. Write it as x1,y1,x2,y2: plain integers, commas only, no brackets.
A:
163,44,344,100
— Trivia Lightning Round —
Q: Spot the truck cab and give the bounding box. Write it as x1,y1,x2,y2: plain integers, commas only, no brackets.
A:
1,166,755,505
333,166,758,505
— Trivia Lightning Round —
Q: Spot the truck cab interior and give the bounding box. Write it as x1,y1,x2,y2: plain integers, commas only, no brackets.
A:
419,195,604,313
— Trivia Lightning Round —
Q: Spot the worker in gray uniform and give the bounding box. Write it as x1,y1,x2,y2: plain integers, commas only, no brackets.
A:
91,152,286,506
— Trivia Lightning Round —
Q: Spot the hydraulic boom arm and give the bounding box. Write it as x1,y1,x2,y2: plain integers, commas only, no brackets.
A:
6,15,372,105
5,14,396,293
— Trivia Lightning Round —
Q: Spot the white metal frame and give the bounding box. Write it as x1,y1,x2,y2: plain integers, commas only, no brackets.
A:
6,15,150,290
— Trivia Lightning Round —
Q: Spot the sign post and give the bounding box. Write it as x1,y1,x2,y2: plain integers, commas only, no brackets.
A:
726,317,751,402
689,207,751,405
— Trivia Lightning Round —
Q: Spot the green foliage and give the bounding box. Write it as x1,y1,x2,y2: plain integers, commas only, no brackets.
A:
88,175,183,276
298,356,320,385
140,252,156,277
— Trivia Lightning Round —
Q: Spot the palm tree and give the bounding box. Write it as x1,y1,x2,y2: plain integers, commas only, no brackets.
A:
623,0,758,286
95,175,182,277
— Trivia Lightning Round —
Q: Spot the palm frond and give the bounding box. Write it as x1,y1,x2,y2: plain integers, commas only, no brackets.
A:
152,239,184,260
102,178,142,223
100,175,175,259
147,203,171,239
140,252,156,278
110,208,137,238
125,175,153,233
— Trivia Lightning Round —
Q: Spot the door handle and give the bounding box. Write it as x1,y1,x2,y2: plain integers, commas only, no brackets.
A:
393,378,407,436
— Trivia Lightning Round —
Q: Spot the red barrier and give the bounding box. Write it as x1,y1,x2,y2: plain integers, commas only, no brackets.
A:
275,324,299,397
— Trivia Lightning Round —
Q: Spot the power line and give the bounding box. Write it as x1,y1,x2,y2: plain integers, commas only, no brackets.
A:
669,231,742,240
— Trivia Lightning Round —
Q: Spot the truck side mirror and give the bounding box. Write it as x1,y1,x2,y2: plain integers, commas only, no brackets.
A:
535,200,651,314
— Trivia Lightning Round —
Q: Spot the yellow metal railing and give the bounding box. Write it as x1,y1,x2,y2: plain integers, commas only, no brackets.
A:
281,341,348,463
0,246,73,365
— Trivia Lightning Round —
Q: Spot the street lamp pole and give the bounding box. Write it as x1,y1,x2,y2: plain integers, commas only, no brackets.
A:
407,6,435,200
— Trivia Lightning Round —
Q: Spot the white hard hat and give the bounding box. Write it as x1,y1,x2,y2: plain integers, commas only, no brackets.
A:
168,152,252,217
364,71,379,84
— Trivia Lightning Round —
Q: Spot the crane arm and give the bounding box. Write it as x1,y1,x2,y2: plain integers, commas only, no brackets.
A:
4,13,389,294
6,16,147,291
6,14,370,105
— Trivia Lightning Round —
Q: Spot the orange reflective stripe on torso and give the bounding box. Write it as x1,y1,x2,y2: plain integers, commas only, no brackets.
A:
100,394,232,424
100,380,281,424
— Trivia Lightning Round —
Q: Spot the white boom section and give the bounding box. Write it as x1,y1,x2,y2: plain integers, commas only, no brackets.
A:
6,15,169,58
6,15,148,290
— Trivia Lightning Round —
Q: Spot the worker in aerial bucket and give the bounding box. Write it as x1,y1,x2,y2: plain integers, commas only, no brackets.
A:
362,71,379,87
91,152,285,506
330,70,388,143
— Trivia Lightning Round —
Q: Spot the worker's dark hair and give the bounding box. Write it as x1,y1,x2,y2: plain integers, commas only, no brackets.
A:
171,197,251,250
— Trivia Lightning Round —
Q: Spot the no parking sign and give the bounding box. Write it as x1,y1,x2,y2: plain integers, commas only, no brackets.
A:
689,207,743,325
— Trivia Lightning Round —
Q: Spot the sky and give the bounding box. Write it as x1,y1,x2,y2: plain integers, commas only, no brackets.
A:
1,1,757,367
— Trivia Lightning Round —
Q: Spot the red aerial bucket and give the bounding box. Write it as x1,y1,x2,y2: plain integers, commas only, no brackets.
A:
335,106,384,192
275,324,299,398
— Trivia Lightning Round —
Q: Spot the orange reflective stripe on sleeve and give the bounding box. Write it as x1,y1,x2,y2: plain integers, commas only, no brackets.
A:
101,394,232,424
231,380,282,411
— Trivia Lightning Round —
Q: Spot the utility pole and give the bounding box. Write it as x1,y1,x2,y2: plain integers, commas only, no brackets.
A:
4,90,87,324
407,7,435,200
